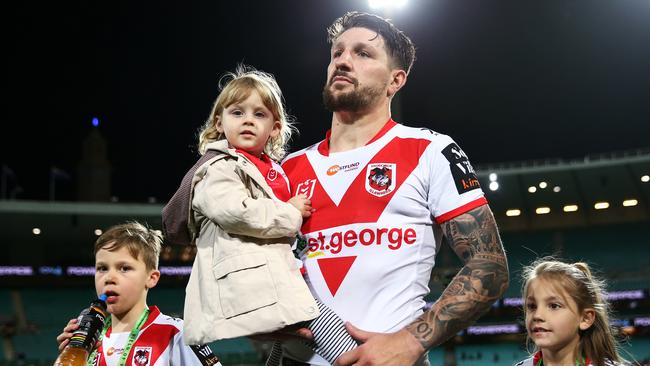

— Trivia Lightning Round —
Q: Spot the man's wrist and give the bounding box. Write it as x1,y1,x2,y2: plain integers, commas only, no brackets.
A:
399,328,427,359
405,316,434,350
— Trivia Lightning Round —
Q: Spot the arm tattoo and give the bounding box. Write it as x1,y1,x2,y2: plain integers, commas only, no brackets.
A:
406,204,509,349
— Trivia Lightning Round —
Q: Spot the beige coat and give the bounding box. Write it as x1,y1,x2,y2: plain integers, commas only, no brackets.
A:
183,140,319,345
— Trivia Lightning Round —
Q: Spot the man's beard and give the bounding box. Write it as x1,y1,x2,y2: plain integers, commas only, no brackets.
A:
322,82,384,113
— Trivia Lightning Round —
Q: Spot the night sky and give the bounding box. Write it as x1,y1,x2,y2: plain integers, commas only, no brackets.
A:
4,0,650,202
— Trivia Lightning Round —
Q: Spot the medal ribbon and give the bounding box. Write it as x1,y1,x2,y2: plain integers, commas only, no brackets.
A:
87,307,150,366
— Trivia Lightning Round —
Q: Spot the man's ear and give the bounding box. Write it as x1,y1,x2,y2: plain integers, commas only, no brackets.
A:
146,269,160,290
579,308,596,331
387,69,407,98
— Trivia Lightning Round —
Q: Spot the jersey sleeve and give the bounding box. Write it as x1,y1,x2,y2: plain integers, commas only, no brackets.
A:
426,135,487,224
170,329,222,366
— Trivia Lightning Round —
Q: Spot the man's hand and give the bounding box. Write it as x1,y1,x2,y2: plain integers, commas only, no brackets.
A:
334,323,424,366
248,324,314,342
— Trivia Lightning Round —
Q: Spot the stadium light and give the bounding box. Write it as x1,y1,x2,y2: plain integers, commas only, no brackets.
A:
539,181,548,189
535,207,551,215
528,186,537,193
506,209,521,217
642,175,650,183
369,0,408,9
489,181,499,191
94,229,103,236
623,199,638,207
92,117,99,127
553,186,561,193
563,205,579,212
32,228,41,235
489,173,498,182
594,202,610,210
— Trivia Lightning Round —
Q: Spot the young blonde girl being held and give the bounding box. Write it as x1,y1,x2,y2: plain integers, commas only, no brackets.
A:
515,259,625,366
164,65,356,365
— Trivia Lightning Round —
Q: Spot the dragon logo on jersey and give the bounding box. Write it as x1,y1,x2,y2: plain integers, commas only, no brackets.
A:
296,178,317,199
365,163,396,197
441,143,480,194
132,347,152,366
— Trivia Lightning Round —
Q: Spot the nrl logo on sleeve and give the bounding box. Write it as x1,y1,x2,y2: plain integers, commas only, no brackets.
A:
441,143,480,194
132,347,152,366
296,178,317,199
365,163,396,197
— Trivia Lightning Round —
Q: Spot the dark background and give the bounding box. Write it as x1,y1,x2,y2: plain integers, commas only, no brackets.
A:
4,0,649,202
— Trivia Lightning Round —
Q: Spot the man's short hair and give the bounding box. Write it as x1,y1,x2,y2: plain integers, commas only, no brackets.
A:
327,11,416,74
94,221,162,271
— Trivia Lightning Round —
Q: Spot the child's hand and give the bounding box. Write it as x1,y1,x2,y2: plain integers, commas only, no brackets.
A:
56,317,103,352
56,318,79,352
288,194,313,218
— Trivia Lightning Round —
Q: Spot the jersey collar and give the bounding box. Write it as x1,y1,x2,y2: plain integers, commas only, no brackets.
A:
105,305,160,337
317,119,397,156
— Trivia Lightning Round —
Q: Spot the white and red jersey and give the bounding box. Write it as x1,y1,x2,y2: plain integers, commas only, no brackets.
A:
94,306,221,366
514,352,617,366
281,120,486,364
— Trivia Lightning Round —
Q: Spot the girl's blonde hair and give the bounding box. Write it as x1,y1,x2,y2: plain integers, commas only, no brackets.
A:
521,258,622,366
197,65,296,161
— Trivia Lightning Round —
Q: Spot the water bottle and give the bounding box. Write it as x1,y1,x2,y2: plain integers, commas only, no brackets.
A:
53,294,108,366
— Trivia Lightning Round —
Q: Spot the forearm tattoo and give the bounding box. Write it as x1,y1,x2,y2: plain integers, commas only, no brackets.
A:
406,204,509,349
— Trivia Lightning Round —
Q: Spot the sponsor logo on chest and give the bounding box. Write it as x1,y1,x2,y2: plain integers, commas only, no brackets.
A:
326,161,360,176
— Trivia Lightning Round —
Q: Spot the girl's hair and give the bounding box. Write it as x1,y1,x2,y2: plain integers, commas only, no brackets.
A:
521,258,622,366
197,65,296,161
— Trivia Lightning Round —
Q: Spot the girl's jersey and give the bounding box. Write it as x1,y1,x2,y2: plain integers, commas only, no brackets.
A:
94,306,220,366
514,352,619,366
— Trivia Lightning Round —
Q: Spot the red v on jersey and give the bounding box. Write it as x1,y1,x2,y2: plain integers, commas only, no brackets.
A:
317,256,357,296
285,137,432,233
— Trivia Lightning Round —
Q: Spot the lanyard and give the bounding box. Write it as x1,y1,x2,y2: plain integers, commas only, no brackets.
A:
88,307,150,366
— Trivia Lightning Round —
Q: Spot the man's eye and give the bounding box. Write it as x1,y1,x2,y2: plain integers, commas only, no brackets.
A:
358,51,370,57
332,50,342,58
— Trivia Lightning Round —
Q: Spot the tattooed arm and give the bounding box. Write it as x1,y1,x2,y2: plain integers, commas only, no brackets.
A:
406,203,509,349
335,204,509,366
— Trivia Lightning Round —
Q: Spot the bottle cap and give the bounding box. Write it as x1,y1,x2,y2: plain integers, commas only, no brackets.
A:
99,293,107,302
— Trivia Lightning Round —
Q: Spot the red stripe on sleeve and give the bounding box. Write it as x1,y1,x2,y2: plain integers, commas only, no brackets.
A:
434,197,488,224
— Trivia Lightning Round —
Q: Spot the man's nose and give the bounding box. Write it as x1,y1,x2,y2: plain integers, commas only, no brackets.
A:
334,50,352,70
